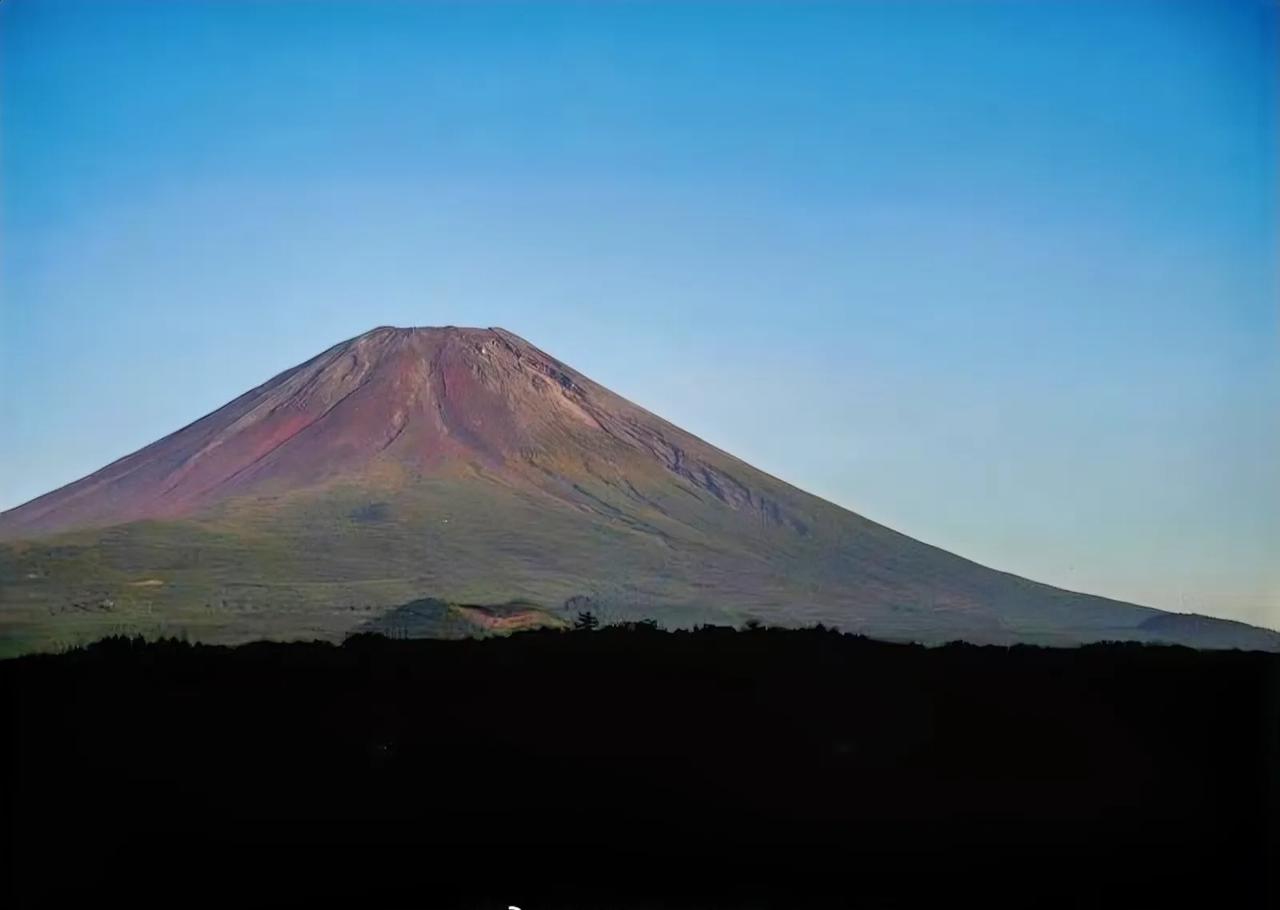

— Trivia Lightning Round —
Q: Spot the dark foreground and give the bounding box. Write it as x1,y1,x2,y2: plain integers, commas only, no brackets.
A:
3,627,1277,908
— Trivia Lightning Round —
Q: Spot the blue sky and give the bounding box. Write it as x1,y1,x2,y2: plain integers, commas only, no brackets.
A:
1,0,1276,627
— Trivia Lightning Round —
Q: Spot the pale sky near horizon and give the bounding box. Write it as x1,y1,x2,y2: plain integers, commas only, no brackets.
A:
1,1,1276,628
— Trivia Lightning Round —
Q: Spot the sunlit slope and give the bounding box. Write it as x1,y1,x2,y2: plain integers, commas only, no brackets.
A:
2,326,1275,654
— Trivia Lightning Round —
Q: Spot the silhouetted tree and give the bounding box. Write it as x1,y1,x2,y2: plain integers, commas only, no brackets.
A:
574,611,599,632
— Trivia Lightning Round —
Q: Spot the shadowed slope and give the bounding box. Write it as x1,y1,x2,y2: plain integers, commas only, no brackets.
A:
1,326,1275,653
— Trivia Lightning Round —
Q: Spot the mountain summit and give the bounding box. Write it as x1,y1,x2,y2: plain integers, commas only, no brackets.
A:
1,326,1274,653
3,326,598,533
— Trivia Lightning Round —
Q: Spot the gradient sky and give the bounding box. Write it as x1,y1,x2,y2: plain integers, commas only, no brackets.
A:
1,0,1276,628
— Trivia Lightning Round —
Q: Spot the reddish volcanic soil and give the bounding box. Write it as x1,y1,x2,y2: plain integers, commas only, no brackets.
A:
0,327,808,538
1,328,572,533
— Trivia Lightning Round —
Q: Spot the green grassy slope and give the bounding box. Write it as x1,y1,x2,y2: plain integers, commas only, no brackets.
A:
7,463,1268,656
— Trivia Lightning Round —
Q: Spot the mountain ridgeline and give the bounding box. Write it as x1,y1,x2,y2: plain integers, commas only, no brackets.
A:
0,325,1274,654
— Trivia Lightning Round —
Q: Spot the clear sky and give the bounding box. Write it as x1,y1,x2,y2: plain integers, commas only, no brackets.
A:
1,1,1276,628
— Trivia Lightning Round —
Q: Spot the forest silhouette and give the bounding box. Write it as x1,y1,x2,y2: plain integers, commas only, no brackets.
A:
3,622,1276,908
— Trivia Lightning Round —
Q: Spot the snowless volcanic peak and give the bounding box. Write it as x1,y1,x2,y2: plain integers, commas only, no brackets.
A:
0,325,623,536
2,324,797,543
3,324,1278,653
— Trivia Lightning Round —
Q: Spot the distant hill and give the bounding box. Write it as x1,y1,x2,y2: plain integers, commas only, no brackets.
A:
1,325,1274,654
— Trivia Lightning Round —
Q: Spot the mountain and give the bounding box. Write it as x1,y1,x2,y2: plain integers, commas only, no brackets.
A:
1,325,1274,655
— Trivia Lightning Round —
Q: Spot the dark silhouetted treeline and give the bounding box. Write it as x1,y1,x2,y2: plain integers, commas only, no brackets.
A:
2,625,1277,908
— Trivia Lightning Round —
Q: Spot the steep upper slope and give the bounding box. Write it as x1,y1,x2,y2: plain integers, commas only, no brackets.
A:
1,326,1274,653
